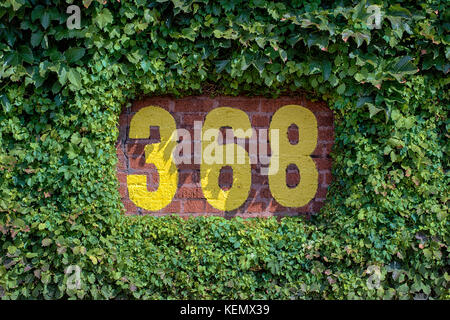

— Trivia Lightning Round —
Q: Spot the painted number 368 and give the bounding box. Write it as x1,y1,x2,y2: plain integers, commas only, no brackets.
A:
126,105,318,212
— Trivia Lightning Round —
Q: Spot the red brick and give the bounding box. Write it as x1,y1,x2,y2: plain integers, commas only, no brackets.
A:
118,115,128,139
219,127,235,143
316,115,334,127
131,97,173,113
267,200,286,213
261,97,300,113
300,100,330,113
286,171,300,187
123,200,138,214
119,113,128,126
289,204,311,213
179,171,199,184
175,186,204,199
178,163,200,171
246,202,266,213
149,127,160,141
171,113,183,124
216,96,260,112
262,97,331,114
312,142,324,157
321,171,332,185
261,97,327,113
259,187,272,198
218,170,233,190
116,172,127,184
126,126,161,141
253,174,269,185
183,128,197,141
123,170,159,187
256,143,271,161
161,200,181,213
323,143,333,156
116,147,127,171
129,156,158,170
183,200,205,213
315,159,332,170
126,143,146,156
183,114,205,126
175,97,214,112
311,201,325,212
118,183,128,199
312,142,334,157
287,125,299,144
318,127,334,142
252,115,270,127
205,202,223,214
146,171,159,191
316,186,328,198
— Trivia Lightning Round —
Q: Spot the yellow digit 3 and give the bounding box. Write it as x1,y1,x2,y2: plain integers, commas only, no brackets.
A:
127,106,178,211
201,107,252,211
268,105,318,207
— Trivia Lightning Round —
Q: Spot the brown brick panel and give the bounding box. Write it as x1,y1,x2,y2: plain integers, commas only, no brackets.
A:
116,96,334,217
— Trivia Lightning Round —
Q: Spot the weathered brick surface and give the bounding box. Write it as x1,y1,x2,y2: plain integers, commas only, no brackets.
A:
116,96,334,217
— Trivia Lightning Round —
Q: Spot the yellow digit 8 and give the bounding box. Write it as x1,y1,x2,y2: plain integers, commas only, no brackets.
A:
127,106,178,211
269,105,318,207
201,107,252,211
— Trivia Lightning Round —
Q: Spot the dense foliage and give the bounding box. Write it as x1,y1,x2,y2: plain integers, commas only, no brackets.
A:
0,0,448,299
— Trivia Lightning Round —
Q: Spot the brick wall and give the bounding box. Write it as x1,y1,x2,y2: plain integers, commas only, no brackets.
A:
116,96,334,218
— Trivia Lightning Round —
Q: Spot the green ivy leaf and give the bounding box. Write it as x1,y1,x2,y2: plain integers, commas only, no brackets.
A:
389,56,418,81
7,246,17,254
58,66,68,85
322,60,331,81
0,95,12,113
30,32,43,47
42,238,52,247
19,46,33,64
71,133,81,145
307,32,328,50
41,11,50,29
336,83,346,95
181,27,196,41
67,68,82,89
31,5,44,22
65,48,86,64
94,8,113,29
368,103,383,117
215,60,229,73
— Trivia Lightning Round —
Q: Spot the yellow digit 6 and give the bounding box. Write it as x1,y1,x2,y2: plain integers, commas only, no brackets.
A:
127,106,178,211
201,107,252,211
269,105,318,207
